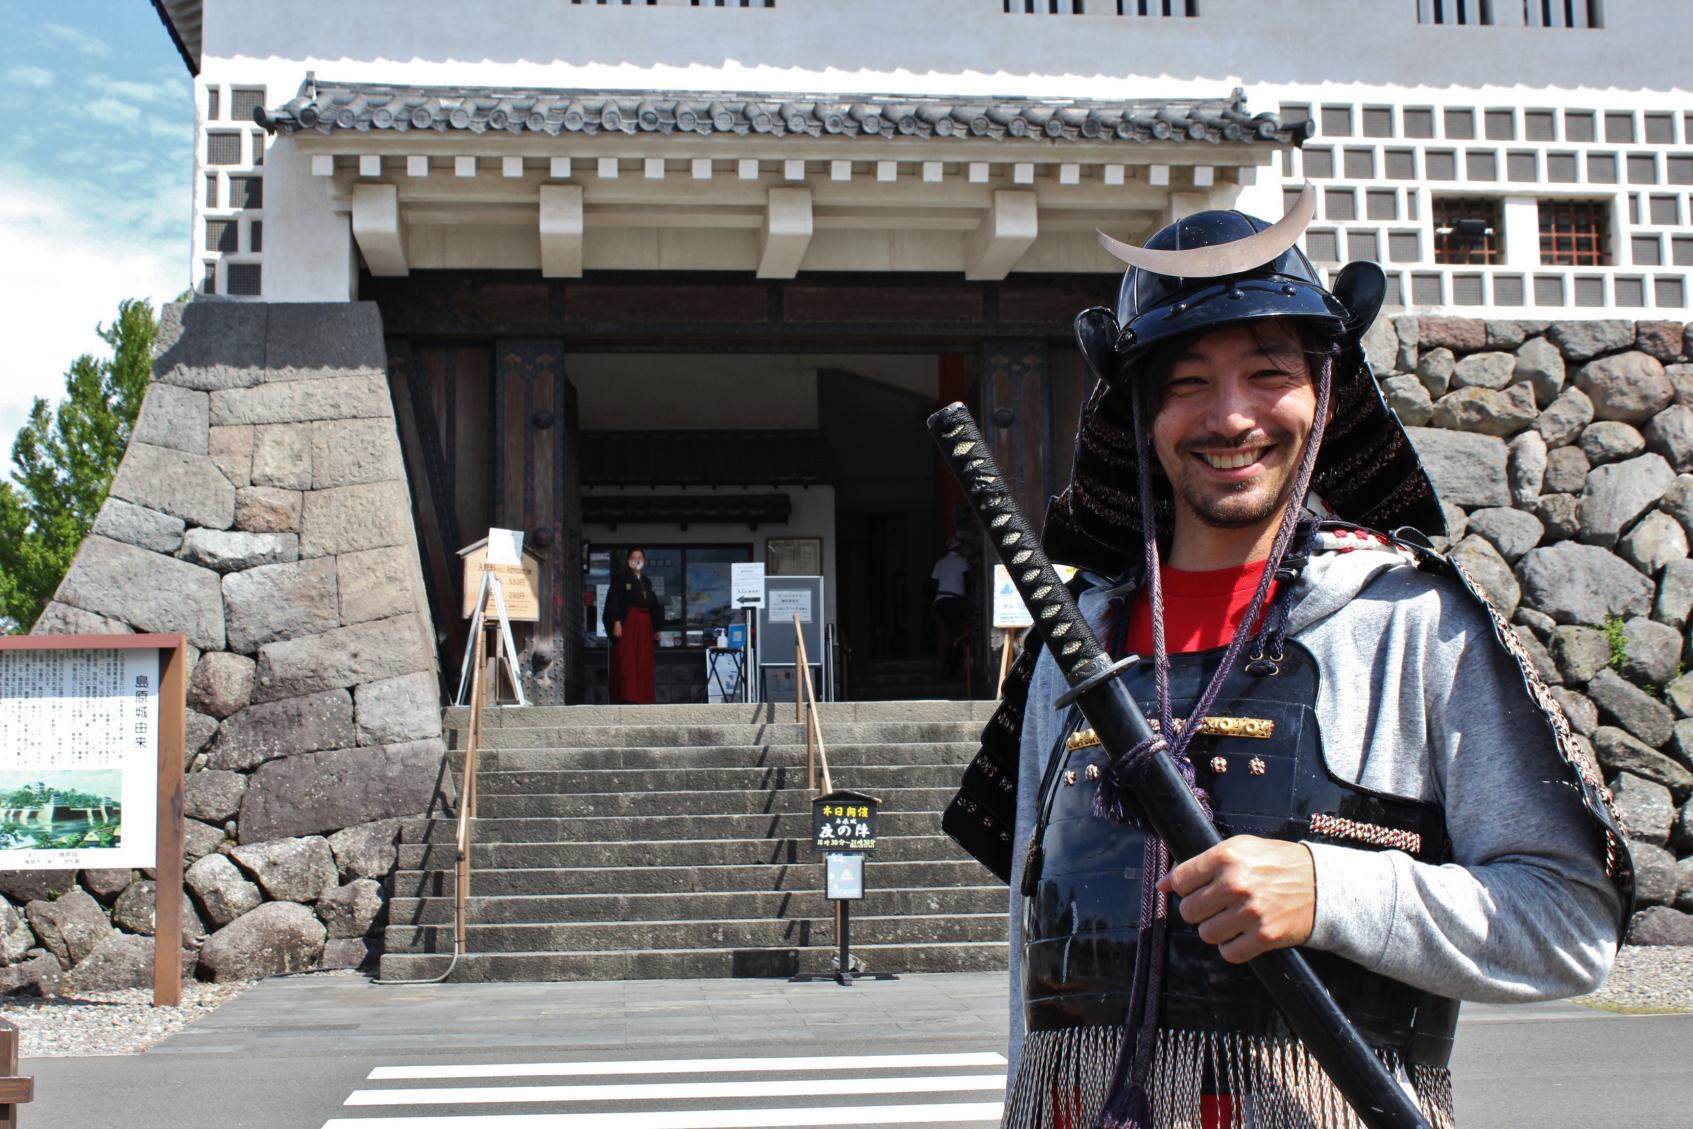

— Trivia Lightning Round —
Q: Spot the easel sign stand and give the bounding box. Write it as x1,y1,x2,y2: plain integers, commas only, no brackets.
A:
456,530,529,709
0,633,187,1010
790,789,898,987
730,562,765,704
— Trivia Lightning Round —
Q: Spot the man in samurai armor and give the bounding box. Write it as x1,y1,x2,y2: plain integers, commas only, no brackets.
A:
945,186,1632,1129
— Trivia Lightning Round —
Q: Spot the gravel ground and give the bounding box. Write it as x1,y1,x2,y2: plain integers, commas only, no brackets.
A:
2,949,1688,1058
1575,945,1693,1013
2,981,251,1058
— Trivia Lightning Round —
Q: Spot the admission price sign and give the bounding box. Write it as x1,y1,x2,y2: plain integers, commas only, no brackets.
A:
0,633,187,1006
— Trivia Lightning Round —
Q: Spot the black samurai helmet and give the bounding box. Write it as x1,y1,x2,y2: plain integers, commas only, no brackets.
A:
1044,184,1445,572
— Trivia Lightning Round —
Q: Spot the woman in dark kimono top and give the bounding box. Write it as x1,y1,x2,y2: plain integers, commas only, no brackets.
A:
603,547,663,704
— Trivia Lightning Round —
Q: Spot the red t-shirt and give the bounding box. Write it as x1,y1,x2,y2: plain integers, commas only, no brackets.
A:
1123,559,1277,657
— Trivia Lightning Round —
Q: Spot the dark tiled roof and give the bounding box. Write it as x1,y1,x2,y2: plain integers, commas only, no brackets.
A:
151,0,201,77
257,80,1306,147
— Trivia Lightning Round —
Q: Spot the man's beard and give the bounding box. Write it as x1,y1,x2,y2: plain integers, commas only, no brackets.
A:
1171,429,1307,529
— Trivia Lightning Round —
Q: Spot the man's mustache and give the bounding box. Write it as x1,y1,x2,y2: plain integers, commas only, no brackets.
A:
1174,429,1291,457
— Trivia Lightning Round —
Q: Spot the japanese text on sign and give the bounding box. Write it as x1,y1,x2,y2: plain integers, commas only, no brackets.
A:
812,795,879,852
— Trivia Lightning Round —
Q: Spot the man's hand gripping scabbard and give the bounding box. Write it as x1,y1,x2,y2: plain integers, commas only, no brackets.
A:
927,403,1431,1129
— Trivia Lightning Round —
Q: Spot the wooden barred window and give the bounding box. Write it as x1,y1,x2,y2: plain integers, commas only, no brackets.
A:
1004,0,1195,13
1415,0,1491,25
1539,200,1610,265
1433,198,1502,264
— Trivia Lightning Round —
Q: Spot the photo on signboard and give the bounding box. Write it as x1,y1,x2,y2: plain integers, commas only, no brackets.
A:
0,768,123,852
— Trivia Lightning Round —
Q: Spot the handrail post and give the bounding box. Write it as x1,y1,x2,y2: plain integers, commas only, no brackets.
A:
0,1018,31,1126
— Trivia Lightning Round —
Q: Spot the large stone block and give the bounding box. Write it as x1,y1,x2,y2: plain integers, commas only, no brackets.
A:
1362,318,1398,375
1514,336,1566,407
0,952,62,996
250,423,313,490
310,419,405,490
91,497,186,554
182,817,227,864
185,853,262,928
300,480,413,558
1588,672,1675,747
62,934,165,994
1405,428,1510,508
221,557,340,654
186,710,219,758
1431,383,1538,437
206,688,356,772
210,373,390,426
234,486,303,534
207,425,254,488
1621,617,1683,687
1634,321,1686,363
1628,906,1693,945
1578,421,1646,465
1654,559,1693,631
55,536,225,650
179,529,299,574
1619,511,1687,577
112,880,207,947
1611,773,1674,846
26,890,111,968
253,614,431,702
327,818,403,881
265,303,387,377
1415,317,1486,353
0,871,75,905
153,301,266,391
1450,535,1520,619
184,768,248,823
32,602,133,637
1465,507,1542,564
1549,625,1610,684
1515,542,1653,625
337,546,423,626
197,902,325,981
1416,347,1454,397
238,739,445,844
79,868,133,903
1630,841,1677,906
355,671,443,745
1594,727,1691,797
1644,404,1693,472
131,383,209,455
1575,352,1674,423
1381,376,1432,426
1450,351,1517,391
316,878,384,938
109,443,235,530
1550,686,1598,736
1548,319,1635,363
1543,445,1590,494
1533,386,1594,447
1507,430,1546,506
188,651,256,719
1577,453,1674,548
1,901,34,965
1663,475,1693,539
229,836,339,903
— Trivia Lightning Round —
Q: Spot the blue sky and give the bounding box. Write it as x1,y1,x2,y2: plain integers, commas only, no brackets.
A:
0,1,193,459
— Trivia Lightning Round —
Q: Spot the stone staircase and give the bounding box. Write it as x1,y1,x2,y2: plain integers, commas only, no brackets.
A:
847,657,972,703
378,701,1008,982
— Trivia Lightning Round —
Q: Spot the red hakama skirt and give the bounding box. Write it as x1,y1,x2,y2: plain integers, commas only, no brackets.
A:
610,606,656,704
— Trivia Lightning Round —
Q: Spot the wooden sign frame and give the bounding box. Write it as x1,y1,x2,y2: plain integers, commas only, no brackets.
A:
0,634,187,1007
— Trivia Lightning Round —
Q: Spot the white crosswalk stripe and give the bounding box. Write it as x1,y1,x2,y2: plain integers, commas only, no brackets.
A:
323,1050,1007,1129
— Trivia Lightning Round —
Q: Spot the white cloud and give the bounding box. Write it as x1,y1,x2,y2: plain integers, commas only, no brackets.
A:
101,77,178,104
42,23,110,58
7,65,52,89
86,97,142,125
0,171,188,458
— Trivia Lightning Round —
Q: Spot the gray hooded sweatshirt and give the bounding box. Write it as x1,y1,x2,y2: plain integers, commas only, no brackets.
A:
1005,543,1623,1072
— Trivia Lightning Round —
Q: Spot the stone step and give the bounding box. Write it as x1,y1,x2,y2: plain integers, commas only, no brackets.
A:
397,834,965,870
444,701,997,730
402,810,942,844
376,940,1009,982
456,721,982,751
389,858,997,898
464,764,968,795
384,911,1007,954
454,741,978,772
387,885,1005,925
471,786,957,819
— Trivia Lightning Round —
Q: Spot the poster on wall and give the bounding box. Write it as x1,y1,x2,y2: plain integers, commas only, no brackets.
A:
0,647,159,868
766,537,822,576
769,587,813,624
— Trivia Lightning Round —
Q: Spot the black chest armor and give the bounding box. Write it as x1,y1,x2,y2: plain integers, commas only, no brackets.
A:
1022,640,1460,1069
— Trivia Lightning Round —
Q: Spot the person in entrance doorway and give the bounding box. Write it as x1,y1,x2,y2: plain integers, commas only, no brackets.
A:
603,547,663,704
928,537,972,676
971,189,1629,1129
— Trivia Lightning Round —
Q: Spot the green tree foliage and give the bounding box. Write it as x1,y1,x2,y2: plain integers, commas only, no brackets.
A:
0,300,157,632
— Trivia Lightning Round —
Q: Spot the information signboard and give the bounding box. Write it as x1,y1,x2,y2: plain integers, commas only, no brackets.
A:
757,575,825,669
993,563,1078,628
811,789,880,852
730,562,766,610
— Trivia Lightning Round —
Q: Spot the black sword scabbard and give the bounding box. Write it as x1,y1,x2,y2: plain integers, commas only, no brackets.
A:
928,402,1431,1129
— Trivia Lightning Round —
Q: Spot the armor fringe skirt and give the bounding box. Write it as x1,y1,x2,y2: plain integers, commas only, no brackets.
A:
1003,1026,1455,1129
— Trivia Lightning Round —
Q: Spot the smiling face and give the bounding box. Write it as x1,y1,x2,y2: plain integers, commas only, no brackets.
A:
1149,321,1321,548
626,549,645,573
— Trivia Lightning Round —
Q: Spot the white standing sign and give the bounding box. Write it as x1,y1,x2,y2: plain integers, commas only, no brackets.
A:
731,562,766,609
992,564,1034,629
485,527,524,566
0,648,159,868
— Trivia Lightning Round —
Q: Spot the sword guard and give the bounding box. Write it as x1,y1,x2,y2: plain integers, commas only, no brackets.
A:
1055,654,1141,710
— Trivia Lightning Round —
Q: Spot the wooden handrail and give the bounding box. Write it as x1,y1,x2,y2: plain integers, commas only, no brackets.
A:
793,614,833,795
0,1018,32,1127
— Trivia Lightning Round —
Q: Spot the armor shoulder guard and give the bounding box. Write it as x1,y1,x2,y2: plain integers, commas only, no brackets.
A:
1320,520,1635,927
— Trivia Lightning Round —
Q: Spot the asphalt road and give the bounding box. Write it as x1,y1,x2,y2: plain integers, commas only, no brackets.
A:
21,973,1693,1129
